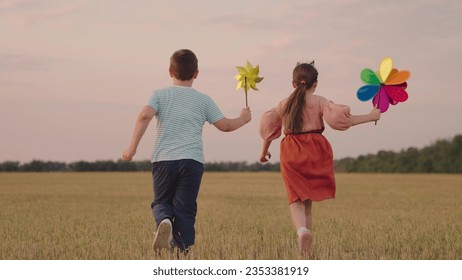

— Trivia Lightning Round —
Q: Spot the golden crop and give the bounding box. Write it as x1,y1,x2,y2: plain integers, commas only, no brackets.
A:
0,172,460,260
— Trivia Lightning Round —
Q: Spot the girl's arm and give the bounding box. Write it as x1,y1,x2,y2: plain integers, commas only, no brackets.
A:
122,105,156,161
258,108,282,162
259,139,272,163
351,108,381,126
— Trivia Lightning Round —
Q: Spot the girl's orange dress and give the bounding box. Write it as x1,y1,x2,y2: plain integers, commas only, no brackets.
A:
260,94,353,204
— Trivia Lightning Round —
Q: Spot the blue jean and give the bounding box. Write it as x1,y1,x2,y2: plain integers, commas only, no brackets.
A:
151,159,204,250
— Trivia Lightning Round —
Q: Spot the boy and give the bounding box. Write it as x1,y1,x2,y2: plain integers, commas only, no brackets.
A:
122,49,251,252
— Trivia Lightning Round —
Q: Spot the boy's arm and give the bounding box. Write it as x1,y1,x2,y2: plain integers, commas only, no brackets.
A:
122,105,156,161
213,107,251,132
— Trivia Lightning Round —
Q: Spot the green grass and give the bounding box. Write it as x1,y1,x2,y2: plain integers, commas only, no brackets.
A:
0,172,460,260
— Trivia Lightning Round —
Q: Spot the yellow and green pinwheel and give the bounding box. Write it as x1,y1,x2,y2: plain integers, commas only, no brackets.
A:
235,61,263,106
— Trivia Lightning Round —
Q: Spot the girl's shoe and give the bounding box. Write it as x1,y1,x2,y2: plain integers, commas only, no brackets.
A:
299,230,312,257
153,219,173,251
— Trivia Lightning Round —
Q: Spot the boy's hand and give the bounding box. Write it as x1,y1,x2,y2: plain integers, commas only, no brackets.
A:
240,106,252,124
213,107,251,132
122,148,136,161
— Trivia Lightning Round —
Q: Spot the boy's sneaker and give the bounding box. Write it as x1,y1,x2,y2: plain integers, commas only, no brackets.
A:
299,230,312,258
153,219,173,251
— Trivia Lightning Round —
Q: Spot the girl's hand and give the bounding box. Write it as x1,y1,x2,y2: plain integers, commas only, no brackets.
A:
260,151,272,163
369,108,381,122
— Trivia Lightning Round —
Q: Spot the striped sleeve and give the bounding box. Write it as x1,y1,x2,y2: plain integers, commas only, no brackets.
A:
147,91,160,112
204,96,224,124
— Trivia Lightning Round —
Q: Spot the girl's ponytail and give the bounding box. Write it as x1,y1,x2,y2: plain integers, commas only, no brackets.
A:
281,62,318,133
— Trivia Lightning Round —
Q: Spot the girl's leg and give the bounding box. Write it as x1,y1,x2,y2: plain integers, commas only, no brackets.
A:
289,200,306,229
289,199,313,257
304,200,313,230
288,199,313,230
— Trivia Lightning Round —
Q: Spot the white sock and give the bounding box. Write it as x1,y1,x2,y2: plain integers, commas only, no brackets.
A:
297,227,309,237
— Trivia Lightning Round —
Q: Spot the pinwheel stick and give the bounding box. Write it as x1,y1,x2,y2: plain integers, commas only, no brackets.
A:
375,94,379,125
244,77,248,107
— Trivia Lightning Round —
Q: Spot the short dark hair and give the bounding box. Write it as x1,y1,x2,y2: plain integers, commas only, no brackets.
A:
170,49,198,81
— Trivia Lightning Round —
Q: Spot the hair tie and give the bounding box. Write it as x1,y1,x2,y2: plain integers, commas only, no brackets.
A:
300,81,306,85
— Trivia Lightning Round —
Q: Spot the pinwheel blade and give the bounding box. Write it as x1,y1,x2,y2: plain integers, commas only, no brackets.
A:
379,57,393,82
388,68,398,78
361,68,381,85
236,80,244,90
384,85,408,102
395,82,407,89
246,61,254,69
372,87,390,113
249,80,259,90
386,70,411,85
236,66,248,76
357,85,380,101
254,76,264,83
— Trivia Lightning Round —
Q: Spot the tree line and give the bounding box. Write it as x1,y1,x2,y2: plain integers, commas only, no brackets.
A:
334,134,462,173
0,159,280,172
0,134,460,173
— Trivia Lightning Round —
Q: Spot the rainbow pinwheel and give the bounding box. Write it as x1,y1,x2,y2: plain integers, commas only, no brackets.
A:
357,57,411,113
235,61,263,106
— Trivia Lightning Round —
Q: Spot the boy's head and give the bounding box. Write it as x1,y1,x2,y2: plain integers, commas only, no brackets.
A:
170,49,198,81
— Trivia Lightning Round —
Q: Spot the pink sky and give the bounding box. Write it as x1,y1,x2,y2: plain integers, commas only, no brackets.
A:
1,0,461,163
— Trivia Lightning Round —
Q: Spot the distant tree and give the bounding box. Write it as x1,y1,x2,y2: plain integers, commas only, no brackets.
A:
16,160,66,172
334,134,462,173
0,161,20,172
395,147,419,173
1,135,461,173
68,161,93,172
20,160,45,172
449,135,462,172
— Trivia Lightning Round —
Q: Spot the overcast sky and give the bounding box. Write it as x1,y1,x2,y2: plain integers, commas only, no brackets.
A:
1,0,461,163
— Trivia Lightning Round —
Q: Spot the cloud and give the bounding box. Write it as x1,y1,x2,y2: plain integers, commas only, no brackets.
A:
0,0,27,10
0,53,50,72
4,5,75,29
1,0,93,30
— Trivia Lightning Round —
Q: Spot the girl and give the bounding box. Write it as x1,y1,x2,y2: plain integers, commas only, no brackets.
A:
259,61,380,257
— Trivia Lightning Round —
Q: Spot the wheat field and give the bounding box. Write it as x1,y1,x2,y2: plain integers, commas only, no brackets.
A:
0,172,460,260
